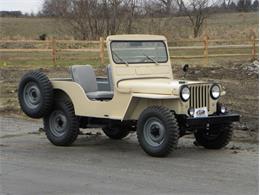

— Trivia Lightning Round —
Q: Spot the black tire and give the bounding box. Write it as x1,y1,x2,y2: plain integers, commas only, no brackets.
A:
194,123,233,149
18,70,53,118
102,127,129,140
44,100,79,146
137,106,179,157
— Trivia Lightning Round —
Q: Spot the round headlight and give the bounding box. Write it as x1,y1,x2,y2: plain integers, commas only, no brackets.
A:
180,85,190,101
210,84,221,99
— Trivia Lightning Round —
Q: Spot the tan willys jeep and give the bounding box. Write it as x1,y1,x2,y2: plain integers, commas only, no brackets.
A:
18,35,240,157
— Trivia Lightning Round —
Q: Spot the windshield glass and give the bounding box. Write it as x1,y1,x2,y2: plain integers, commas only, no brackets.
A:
111,41,168,64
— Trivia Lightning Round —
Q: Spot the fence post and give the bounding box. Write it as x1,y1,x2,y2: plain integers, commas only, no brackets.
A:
251,32,256,61
99,37,105,65
52,38,57,66
203,34,209,65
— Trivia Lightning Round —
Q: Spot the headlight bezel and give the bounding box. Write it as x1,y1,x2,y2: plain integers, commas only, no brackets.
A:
210,84,221,100
180,85,190,102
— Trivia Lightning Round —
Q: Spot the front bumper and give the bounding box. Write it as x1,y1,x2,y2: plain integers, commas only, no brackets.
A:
186,113,240,126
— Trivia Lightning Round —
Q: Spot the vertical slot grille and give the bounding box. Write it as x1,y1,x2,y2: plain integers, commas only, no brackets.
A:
189,85,210,110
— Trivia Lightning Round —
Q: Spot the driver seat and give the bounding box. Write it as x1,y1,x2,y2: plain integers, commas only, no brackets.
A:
71,65,113,100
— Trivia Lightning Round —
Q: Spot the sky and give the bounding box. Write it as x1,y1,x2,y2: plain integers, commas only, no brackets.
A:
0,0,44,13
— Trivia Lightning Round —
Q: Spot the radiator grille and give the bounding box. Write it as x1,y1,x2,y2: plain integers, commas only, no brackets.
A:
189,85,210,110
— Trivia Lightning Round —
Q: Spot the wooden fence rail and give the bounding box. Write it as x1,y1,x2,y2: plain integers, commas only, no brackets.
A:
0,32,258,66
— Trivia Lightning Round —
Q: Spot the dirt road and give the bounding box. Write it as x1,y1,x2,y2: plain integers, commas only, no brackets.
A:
0,116,258,195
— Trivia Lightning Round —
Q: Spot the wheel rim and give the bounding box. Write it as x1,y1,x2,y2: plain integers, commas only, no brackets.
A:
143,117,165,147
23,82,41,109
49,110,68,137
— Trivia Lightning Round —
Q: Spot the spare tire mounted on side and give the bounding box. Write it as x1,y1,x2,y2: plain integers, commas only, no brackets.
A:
18,71,53,118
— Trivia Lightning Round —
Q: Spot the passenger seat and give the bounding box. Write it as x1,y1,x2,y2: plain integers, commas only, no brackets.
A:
71,65,114,100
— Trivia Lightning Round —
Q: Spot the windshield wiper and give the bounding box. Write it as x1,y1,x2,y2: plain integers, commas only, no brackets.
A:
143,53,159,65
112,51,129,66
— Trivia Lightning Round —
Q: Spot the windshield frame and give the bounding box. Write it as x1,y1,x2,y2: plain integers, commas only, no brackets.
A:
110,40,169,65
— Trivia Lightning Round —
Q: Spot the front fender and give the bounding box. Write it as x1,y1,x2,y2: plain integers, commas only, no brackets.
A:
123,93,181,120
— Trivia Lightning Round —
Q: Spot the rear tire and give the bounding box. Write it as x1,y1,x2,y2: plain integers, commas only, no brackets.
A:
18,71,53,118
44,100,79,146
137,106,179,157
194,123,233,149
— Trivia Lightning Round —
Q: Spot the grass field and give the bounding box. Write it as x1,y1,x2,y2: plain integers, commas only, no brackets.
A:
0,12,258,40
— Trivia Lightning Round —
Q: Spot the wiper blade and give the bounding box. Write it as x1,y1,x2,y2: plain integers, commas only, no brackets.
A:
112,51,129,66
143,53,159,65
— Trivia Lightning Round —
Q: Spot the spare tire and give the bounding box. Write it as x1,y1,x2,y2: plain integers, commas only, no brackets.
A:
18,70,53,118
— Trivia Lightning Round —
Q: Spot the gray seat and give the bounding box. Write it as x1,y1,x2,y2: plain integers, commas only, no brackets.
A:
107,64,114,91
71,65,113,100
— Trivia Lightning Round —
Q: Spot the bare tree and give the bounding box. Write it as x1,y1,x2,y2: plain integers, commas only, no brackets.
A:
221,0,232,8
237,0,252,11
252,0,259,10
176,0,212,38
125,0,138,33
108,0,122,35
41,0,136,39
159,0,173,15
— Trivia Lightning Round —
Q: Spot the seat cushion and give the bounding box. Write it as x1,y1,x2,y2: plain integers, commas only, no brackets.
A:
86,91,114,100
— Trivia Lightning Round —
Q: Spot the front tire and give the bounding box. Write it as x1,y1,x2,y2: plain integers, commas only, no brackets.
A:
44,100,79,146
137,106,179,157
194,123,233,149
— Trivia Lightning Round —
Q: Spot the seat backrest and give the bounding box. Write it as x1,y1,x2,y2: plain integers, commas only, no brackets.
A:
71,65,97,93
107,64,114,91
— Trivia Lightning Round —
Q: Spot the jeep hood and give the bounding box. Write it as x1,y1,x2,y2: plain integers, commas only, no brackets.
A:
117,78,206,95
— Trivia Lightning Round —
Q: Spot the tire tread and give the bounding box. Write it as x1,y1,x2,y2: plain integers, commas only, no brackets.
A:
137,106,179,157
18,70,53,118
44,99,79,146
194,123,233,149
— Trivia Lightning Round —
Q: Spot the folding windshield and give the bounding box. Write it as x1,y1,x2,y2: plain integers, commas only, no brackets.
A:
110,41,168,64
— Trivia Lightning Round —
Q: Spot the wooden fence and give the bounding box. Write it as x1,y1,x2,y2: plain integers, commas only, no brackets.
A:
168,33,258,65
0,33,258,66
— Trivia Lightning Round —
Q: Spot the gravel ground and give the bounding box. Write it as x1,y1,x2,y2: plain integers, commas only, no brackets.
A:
0,116,258,195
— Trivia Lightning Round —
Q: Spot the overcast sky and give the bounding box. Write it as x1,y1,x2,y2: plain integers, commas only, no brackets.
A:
0,0,44,13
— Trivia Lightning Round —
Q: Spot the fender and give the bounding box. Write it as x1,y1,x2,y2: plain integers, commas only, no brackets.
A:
122,93,181,120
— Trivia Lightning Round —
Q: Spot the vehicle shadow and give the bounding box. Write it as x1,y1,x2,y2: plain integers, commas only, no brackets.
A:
72,132,230,159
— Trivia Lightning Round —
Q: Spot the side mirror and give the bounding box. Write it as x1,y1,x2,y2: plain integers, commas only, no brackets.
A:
182,64,189,72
